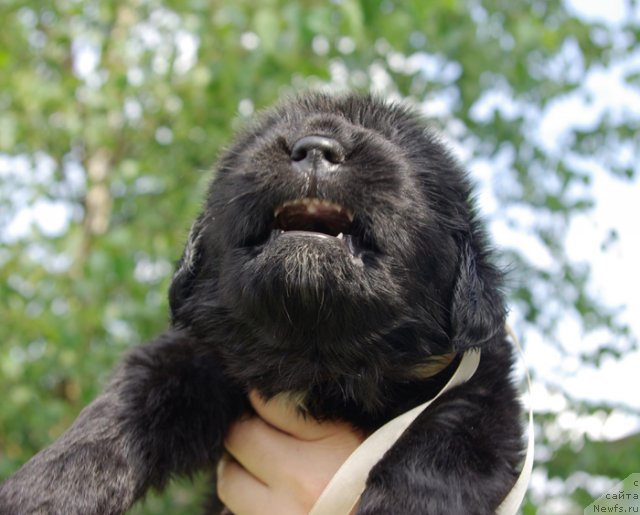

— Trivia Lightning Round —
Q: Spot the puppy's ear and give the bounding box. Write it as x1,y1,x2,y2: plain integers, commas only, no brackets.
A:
450,238,506,351
169,213,207,320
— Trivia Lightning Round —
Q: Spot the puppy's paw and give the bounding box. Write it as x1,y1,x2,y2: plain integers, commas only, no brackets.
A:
355,470,496,515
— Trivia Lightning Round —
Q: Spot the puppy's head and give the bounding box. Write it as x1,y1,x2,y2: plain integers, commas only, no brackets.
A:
169,93,505,396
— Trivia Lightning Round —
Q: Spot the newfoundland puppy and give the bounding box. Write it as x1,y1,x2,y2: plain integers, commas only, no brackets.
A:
0,93,524,514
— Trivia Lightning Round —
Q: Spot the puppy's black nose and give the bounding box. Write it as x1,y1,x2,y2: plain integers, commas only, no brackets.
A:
291,135,345,165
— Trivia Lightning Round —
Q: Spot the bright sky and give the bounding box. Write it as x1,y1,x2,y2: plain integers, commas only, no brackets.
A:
530,0,640,432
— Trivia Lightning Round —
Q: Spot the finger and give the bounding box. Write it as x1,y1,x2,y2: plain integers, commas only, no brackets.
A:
217,453,309,515
225,413,363,495
217,454,269,515
225,415,298,483
249,390,355,440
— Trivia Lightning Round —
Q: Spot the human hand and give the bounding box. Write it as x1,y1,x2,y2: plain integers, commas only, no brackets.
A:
217,391,365,515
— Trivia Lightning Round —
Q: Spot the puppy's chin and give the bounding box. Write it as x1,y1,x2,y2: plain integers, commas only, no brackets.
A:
266,230,364,267
245,231,366,305
221,230,398,344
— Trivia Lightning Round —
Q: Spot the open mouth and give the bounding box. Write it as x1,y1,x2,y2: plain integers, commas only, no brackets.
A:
270,198,363,255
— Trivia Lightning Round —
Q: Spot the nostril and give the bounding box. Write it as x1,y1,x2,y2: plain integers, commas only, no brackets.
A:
290,135,345,164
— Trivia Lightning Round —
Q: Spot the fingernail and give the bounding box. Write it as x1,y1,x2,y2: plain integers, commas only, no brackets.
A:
216,453,228,478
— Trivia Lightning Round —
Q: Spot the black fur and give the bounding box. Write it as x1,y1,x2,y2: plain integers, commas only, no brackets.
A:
0,93,524,514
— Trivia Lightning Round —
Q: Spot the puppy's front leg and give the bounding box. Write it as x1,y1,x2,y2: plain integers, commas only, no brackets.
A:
0,330,240,515
356,378,523,515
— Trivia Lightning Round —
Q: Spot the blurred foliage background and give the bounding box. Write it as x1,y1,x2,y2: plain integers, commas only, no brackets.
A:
0,0,638,513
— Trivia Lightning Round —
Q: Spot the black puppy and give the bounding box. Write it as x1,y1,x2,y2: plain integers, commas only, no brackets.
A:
0,93,524,514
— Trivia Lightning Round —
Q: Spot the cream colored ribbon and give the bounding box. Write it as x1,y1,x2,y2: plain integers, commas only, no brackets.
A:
496,326,534,515
309,329,534,515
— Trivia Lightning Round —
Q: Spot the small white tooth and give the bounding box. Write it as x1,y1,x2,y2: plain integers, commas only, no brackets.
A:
337,232,344,239
307,203,318,214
